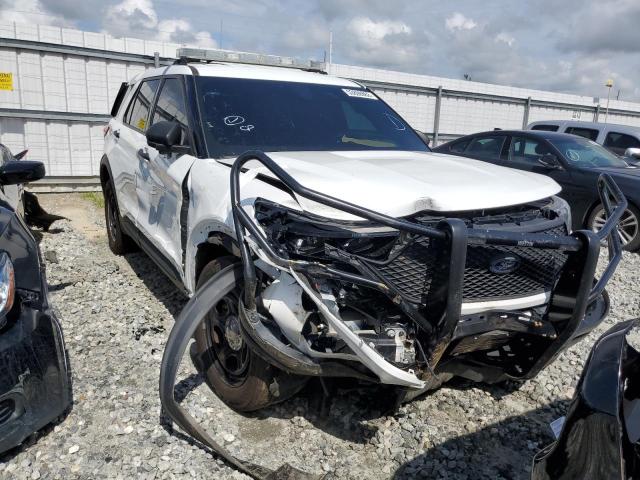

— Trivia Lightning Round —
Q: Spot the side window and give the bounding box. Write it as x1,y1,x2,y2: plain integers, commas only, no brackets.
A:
449,139,470,153
565,127,598,141
509,136,551,164
603,132,640,155
124,79,160,132
150,78,190,145
531,124,559,132
465,136,506,158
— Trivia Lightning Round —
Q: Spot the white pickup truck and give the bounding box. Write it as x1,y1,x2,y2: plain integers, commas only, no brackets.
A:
102,49,622,415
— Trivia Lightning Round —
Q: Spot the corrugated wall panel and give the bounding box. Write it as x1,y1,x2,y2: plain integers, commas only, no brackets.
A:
46,122,71,176
42,53,66,111
64,56,88,113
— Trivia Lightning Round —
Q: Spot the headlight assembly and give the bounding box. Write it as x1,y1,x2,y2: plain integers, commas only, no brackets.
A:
254,199,397,261
0,252,15,319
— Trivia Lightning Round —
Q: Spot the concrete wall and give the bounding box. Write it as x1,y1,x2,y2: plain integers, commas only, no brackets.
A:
1,21,640,180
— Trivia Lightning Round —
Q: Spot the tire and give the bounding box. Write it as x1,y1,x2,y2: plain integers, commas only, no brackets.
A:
193,257,307,412
588,203,640,251
103,181,136,255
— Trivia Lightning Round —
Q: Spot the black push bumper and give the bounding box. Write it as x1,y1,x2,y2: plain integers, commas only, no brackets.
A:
228,151,626,383
532,318,640,480
0,305,71,453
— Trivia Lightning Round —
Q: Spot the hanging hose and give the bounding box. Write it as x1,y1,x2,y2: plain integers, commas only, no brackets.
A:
159,264,326,480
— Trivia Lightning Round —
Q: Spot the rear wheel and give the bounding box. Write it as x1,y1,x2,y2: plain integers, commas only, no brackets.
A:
588,203,640,251
103,181,136,255
193,257,307,412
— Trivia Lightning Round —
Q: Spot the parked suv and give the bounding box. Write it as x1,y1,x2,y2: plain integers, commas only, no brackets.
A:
102,50,623,421
527,120,640,160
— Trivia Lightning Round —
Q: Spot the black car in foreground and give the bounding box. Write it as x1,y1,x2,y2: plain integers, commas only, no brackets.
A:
532,318,639,479
434,130,640,250
0,157,71,453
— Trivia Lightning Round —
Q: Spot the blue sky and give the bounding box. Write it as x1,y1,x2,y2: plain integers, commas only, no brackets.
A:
2,0,639,101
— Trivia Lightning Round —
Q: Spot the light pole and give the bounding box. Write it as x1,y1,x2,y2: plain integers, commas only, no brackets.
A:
604,79,613,124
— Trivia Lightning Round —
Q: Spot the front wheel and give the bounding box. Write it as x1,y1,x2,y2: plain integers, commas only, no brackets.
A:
193,257,307,412
588,203,640,251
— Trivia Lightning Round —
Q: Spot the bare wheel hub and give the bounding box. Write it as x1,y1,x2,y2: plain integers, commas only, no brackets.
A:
224,315,243,351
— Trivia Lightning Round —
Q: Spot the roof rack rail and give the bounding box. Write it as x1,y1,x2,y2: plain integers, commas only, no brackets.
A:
175,47,326,73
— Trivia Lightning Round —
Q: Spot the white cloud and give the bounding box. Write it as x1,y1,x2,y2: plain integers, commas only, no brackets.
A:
0,0,72,26
445,12,477,32
103,0,216,47
495,32,515,46
348,17,411,44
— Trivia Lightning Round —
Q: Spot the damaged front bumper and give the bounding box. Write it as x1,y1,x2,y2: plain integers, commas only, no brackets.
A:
228,151,626,389
532,318,640,480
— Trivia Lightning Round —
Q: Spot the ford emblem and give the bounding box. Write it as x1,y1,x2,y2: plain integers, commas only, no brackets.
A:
489,254,521,274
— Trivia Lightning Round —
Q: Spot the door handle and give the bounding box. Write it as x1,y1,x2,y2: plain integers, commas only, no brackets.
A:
113,129,120,138
137,148,150,161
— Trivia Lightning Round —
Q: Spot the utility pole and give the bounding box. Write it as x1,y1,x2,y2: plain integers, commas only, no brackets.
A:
604,78,613,124
328,31,333,66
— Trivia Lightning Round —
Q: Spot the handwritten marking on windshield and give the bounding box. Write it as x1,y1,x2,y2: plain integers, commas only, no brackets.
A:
224,115,245,126
240,125,255,132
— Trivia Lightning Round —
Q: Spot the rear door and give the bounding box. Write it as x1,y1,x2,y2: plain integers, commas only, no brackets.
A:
107,79,159,227
120,79,160,240
143,76,197,280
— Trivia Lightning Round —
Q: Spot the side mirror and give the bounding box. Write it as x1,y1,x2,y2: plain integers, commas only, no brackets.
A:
538,154,562,170
146,121,189,155
624,147,640,159
415,130,430,146
0,160,45,185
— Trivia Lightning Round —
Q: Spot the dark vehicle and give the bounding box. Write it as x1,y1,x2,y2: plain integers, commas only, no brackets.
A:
532,318,640,480
0,158,71,453
434,130,640,250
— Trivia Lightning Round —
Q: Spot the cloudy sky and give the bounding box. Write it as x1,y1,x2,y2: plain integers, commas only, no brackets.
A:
2,0,639,101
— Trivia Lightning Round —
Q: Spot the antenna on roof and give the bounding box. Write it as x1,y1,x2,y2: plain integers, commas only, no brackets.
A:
175,47,326,73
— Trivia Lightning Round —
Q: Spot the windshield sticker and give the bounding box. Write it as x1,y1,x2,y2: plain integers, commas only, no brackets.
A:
224,115,245,126
342,88,377,100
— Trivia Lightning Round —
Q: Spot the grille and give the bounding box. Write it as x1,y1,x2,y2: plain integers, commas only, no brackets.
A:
366,223,568,304
463,224,568,302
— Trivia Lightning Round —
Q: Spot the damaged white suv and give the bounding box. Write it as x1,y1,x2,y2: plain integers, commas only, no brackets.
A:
102,49,624,415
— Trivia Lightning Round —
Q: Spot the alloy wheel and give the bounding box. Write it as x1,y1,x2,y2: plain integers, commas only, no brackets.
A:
592,207,639,247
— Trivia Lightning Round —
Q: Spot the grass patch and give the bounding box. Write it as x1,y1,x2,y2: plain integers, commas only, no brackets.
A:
81,191,105,209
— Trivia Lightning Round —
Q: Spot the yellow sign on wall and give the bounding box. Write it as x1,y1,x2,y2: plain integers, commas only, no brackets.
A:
0,73,13,91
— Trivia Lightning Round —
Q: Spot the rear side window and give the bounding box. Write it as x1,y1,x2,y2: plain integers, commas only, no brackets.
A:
111,82,130,117
466,136,506,158
565,127,598,141
531,124,559,132
449,140,470,153
124,79,160,132
604,132,640,153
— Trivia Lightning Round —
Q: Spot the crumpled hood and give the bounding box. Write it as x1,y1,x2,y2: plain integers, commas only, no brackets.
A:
231,150,561,220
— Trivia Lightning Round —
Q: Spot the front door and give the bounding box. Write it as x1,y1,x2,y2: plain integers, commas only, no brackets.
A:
143,77,196,281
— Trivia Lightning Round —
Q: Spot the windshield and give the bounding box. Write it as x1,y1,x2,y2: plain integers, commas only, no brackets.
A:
547,136,629,168
195,77,429,157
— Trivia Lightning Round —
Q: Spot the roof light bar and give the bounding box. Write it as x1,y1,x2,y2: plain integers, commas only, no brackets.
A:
176,47,326,73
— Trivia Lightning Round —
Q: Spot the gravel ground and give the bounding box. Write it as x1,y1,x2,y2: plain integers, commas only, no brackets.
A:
1,193,639,480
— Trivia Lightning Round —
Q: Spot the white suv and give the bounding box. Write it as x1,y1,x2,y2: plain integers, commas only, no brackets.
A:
102,50,622,413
